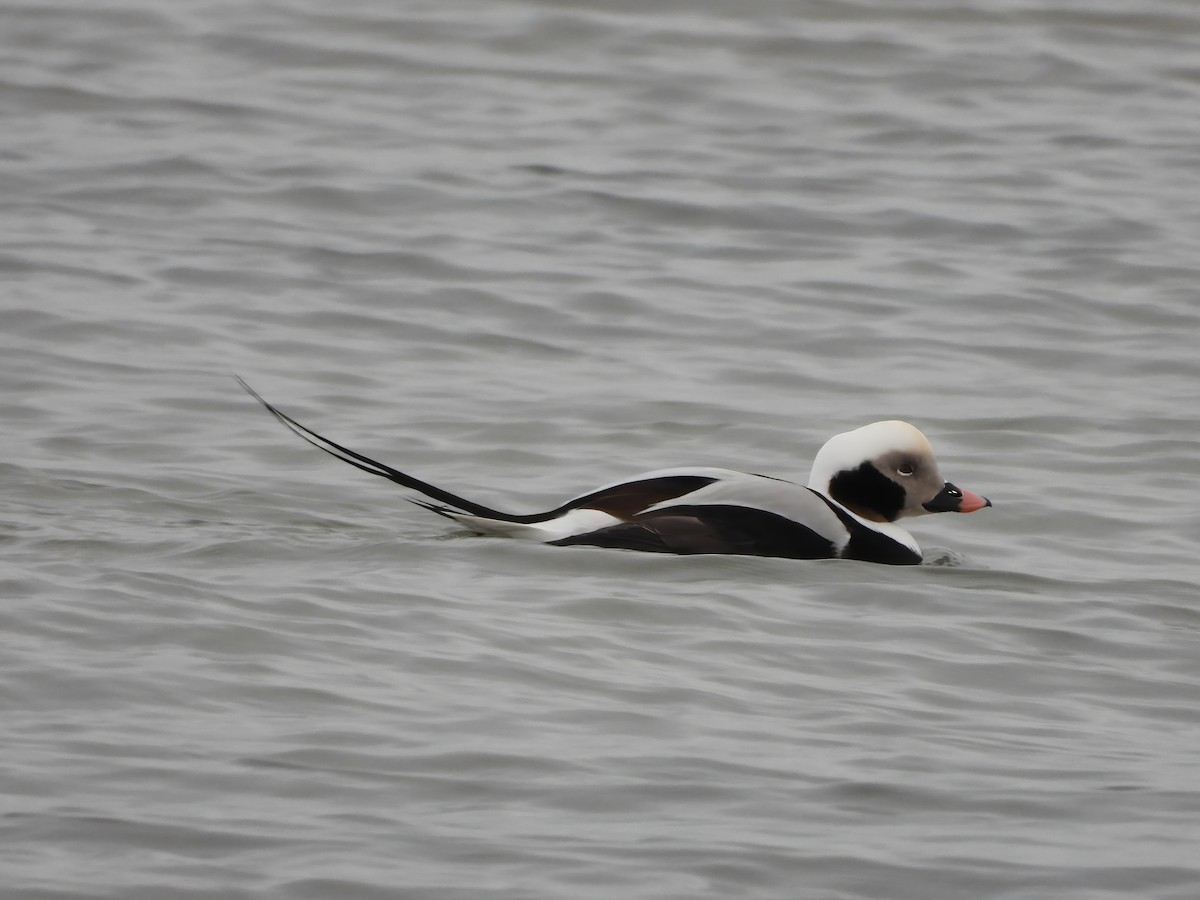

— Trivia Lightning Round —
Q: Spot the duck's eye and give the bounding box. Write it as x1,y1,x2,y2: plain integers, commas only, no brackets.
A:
897,463,915,477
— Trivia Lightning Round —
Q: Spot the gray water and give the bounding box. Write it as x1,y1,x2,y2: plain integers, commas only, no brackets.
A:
4,1,1200,898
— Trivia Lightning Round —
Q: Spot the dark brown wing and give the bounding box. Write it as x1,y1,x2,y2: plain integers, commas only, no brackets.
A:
552,504,842,559
562,476,719,519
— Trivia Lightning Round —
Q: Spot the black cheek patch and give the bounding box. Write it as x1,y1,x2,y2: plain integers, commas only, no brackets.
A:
828,462,906,522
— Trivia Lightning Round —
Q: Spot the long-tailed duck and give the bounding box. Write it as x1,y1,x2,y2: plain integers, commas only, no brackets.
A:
238,378,990,565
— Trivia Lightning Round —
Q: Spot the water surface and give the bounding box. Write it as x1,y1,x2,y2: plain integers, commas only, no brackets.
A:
4,1,1200,898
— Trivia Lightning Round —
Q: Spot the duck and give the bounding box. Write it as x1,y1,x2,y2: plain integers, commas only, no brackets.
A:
237,378,990,565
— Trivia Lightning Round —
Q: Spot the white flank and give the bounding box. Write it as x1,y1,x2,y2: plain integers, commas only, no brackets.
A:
442,507,623,542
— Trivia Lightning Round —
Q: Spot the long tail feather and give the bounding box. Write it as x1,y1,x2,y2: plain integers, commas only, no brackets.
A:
235,376,528,522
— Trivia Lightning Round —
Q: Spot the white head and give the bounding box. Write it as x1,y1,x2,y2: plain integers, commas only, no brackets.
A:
807,420,990,523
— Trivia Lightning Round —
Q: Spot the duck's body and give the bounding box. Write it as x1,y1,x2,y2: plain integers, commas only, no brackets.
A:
238,379,990,566
438,466,927,565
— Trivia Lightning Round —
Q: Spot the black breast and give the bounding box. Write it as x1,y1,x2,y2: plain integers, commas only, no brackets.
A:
812,493,922,565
